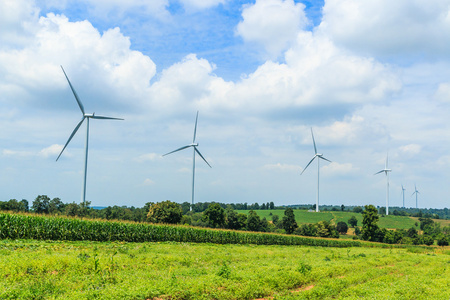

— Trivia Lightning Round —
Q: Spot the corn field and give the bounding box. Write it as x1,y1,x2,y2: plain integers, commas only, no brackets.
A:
0,212,363,247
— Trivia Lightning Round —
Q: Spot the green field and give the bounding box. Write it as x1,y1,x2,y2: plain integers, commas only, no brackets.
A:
0,239,449,299
238,210,419,230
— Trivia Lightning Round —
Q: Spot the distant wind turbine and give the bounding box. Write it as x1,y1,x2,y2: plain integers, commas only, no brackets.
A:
163,111,211,210
374,154,392,215
401,184,406,208
412,184,420,209
56,66,123,206
301,128,331,212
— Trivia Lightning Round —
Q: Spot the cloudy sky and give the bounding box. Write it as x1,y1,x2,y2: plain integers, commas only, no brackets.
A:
1,0,450,209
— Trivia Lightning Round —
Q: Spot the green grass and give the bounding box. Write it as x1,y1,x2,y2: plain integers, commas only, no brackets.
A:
0,239,448,299
238,210,420,230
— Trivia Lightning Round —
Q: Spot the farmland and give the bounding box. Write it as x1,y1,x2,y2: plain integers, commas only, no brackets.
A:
237,209,419,230
0,239,449,299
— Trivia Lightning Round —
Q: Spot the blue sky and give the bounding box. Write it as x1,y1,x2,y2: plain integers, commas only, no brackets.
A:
1,0,450,209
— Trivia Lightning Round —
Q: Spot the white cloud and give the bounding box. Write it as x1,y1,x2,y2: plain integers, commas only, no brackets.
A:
236,0,308,58
179,0,227,10
2,149,34,157
319,0,450,60
143,178,155,186
38,144,63,158
0,0,39,49
135,153,160,162
0,12,156,110
263,163,301,172
322,162,359,177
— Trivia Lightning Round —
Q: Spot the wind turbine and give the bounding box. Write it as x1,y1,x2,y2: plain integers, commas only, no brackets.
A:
163,111,211,210
301,128,331,212
401,184,406,208
412,184,420,209
56,66,123,206
374,154,391,215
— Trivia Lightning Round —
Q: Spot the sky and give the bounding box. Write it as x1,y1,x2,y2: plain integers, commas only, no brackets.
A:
1,0,450,209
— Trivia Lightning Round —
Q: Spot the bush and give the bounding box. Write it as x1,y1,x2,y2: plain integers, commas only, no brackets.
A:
147,201,182,224
437,235,449,246
336,221,348,234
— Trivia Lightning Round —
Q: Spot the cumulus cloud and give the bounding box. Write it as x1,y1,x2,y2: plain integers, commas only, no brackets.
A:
398,144,421,156
236,0,308,58
319,0,450,60
0,12,156,110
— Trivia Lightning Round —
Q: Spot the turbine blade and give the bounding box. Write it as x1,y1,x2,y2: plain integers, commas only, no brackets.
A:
311,128,317,154
319,156,332,163
194,147,211,168
193,111,199,143
301,156,316,175
56,117,85,161
61,66,85,115
374,170,384,175
91,115,124,120
163,145,191,156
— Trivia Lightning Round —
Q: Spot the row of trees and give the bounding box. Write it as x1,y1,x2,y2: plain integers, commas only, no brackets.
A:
360,205,449,246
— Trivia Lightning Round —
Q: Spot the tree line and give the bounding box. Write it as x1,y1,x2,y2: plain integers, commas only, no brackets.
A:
1,196,449,245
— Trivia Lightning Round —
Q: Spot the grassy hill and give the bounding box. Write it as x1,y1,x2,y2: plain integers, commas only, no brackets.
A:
237,209,419,230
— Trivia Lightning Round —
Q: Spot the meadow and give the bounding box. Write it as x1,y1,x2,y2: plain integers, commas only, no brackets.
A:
237,210,419,230
0,239,449,299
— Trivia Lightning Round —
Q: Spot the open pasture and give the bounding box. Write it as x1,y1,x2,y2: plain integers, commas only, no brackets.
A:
239,210,419,230
0,239,448,299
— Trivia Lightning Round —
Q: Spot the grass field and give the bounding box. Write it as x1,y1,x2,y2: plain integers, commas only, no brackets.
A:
0,239,448,299
237,210,420,230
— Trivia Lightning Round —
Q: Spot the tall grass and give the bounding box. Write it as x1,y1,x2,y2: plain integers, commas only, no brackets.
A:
0,212,362,247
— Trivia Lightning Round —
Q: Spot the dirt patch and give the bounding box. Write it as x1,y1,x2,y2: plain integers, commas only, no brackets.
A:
292,284,315,293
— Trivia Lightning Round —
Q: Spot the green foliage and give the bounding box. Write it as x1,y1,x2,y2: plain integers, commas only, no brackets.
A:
0,212,362,247
437,235,449,246
246,210,261,232
0,239,448,300
32,195,50,214
203,203,226,228
348,216,358,227
281,208,298,234
336,221,348,234
361,205,379,241
147,200,182,224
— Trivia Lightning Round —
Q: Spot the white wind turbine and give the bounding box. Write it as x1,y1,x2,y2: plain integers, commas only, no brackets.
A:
163,111,211,210
412,184,420,209
401,184,406,208
301,128,331,212
374,154,392,215
56,66,123,206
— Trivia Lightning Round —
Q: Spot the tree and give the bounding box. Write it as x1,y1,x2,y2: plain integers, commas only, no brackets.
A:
341,204,345,211
361,205,379,241
203,203,226,228
406,227,418,239
336,221,348,234
32,195,50,214
147,200,182,224
49,197,65,214
225,208,245,230
348,216,358,227
269,202,275,210
281,208,298,234
353,206,363,213
246,210,261,231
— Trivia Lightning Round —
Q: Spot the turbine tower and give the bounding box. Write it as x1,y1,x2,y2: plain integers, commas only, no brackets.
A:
163,111,211,210
412,184,420,209
374,154,392,215
301,128,331,212
401,184,406,208
56,66,123,206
